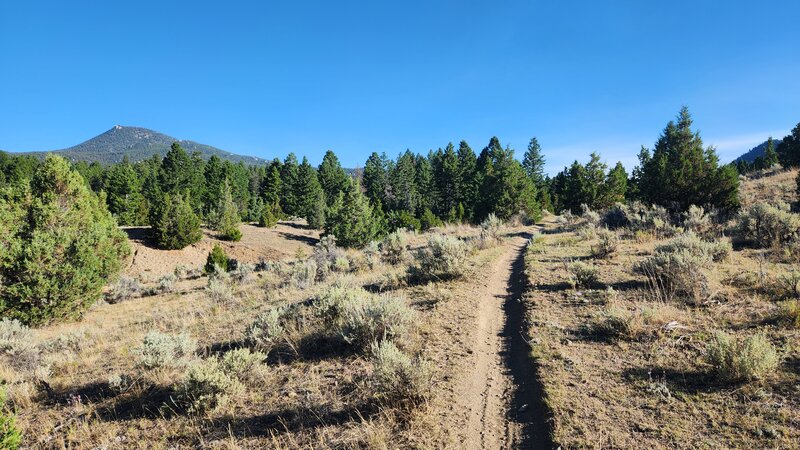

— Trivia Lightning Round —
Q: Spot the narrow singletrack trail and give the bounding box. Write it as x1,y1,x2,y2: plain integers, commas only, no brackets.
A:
457,231,552,449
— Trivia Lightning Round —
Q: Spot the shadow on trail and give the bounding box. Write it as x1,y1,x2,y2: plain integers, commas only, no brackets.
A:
501,232,556,449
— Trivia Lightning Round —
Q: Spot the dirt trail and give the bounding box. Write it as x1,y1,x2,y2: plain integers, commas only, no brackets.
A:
457,232,552,449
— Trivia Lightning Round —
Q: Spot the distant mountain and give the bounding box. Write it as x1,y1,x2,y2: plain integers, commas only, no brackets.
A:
15,126,270,165
733,138,783,164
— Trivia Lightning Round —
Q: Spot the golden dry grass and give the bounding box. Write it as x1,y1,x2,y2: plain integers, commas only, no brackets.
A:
524,175,800,449
4,220,526,449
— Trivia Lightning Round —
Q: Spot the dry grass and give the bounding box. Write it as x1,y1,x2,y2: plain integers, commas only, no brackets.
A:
4,219,516,449
525,187,800,449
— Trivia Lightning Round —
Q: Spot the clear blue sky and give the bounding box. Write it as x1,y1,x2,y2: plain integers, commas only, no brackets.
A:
1,1,799,173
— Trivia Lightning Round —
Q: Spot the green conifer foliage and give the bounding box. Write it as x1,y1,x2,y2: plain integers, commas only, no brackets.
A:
777,124,800,167
296,157,325,224
324,180,382,247
105,155,146,225
213,180,242,241
150,192,203,250
318,150,350,206
635,107,739,213
0,155,130,325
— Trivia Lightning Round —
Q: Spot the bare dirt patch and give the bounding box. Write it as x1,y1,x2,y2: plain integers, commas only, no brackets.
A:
122,222,320,279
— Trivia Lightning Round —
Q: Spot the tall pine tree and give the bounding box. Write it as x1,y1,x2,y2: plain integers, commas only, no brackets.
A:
318,150,350,206
635,107,739,213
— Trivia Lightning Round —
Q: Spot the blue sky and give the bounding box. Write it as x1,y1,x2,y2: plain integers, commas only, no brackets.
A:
1,1,798,173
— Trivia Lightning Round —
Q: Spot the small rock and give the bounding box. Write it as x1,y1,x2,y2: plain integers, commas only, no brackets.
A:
519,404,528,412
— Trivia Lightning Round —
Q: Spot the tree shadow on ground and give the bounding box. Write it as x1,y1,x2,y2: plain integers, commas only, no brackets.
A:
204,332,358,365
530,281,573,292
203,401,379,441
49,380,178,422
622,366,732,394
606,279,648,291
784,355,800,376
362,281,403,294
121,227,162,250
280,221,315,231
277,231,319,246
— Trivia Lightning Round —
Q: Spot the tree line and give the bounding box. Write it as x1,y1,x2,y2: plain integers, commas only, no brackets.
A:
1,135,544,249
3,107,800,252
3,107,800,325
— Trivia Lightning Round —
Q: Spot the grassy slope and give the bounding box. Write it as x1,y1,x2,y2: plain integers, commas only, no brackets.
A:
5,223,523,449
524,172,800,449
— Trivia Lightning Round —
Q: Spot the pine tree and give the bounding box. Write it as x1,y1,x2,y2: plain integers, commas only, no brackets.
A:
280,153,300,216
456,141,478,222
160,143,198,195
318,150,350,206
764,136,779,168
0,155,130,324
228,162,252,220
476,138,540,220
260,161,282,205
258,201,281,228
559,161,589,213
414,153,435,215
635,107,739,212
324,179,382,247
522,137,546,186
388,150,418,213
202,155,229,217
433,143,459,217
307,189,326,229
583,152,608,207
105,155,146,225
296,156,325,223
777,122,800,168
602,162,628,208
212,180,242,241
150,192,203,250
363,152,388,205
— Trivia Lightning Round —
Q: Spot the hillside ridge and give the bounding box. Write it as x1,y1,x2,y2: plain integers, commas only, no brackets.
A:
14,125,271,165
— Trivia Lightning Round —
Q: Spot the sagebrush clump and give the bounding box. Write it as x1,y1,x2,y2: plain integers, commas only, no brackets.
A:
635,233,729,303
682,205,710,233
338,293,414,350
312,235,347,280
205,276,235,304
155,273,177,294
478,213,504,248
370,340,432,408
591,306,639,340
567,261,598,289
379,231,408,265
289,259,317,289
134,331,196,369
245,308,286,353
0,318,40,372
176,358,243,414
705,332,779,382
777,300,800,328
592,228,618,258
735,201,800,248
220,348,267,382
106,276,141,303
603,201,677,237
409,234,471,281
